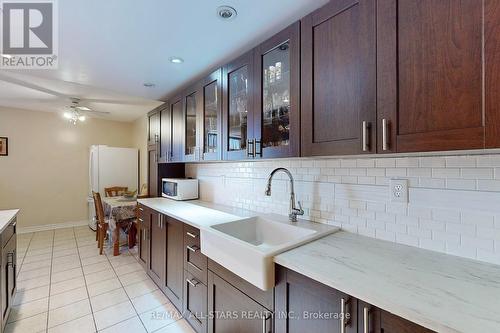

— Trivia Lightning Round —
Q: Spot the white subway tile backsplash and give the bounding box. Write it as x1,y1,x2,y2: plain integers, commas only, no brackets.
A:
186,153,500,266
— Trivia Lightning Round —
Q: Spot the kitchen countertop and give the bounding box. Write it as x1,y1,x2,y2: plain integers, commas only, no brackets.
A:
274,231,500,333
138,197,334,235
0,209,19,233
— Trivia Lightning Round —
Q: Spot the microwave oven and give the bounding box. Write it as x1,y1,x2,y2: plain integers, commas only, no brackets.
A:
161,178,199,201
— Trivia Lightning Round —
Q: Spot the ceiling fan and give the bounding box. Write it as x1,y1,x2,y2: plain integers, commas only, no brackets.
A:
0,72,157,123
63,98,111,124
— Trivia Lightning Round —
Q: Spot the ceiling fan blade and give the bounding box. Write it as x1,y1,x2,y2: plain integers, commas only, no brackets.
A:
79,109,111,115
82,98,160,106
0,98,62,104
0,73,68,98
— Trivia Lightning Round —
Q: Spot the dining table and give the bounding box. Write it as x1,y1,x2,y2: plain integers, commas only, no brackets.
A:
101,196,138,256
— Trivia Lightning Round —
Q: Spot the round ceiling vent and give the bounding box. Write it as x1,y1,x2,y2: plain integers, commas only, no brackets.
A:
217,6,237,21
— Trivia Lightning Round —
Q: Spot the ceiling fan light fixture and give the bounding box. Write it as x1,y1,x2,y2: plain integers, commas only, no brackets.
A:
63,112,72,119
76,106,91,111
78,115,86,122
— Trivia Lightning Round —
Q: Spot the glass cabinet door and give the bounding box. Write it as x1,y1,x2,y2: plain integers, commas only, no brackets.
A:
228,66,249,152
224,51,254,160
262,40,290,149
184,90,199,160
202,69,222,160
254,22,300,158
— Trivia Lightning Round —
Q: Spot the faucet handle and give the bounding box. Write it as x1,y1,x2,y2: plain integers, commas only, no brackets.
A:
295,201,304,215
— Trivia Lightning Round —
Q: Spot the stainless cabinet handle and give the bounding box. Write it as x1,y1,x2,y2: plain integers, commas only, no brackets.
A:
262,312,271,333
363,307,370,333
143,229,146,241
186,232,198,239
362,121,370,152
187,245,200,253
139,207,144,212
7,252,13,267
254,139,262,157
340,297,351,333
382,118,389,151
247,139,254,158
186,278,199,287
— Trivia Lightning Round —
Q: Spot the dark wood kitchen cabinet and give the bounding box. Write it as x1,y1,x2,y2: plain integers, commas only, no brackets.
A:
377,0,500,153
275,266,357,333
254,22,300,159
201,69,223,161
137,204,151,269
183,84,203,162
1,217,17,331
160,104,171,163
301,0,376,156
163,215,184,312
275,266,435,333
207,261,273,333
148,212,166,287
148,109,161,147
223,51,255,160
169,95,185,163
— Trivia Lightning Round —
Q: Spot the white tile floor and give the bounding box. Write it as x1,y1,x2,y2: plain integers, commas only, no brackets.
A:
11,226,195,333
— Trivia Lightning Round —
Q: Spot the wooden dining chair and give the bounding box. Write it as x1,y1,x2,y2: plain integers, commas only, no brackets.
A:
92,191,109,255
104,186,128,197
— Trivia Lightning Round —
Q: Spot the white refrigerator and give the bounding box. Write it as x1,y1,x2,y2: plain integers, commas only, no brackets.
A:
87,145,139,230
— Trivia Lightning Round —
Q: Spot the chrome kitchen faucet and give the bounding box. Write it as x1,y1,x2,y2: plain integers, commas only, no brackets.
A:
265,168,304,222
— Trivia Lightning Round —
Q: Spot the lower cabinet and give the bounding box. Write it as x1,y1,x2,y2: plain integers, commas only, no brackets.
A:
137,205,151,269
139,207,437,333
163,216,184,312
1,217,17,332
275,266,435,333
207,260,273,333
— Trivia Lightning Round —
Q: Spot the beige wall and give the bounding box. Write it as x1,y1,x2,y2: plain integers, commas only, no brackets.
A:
0,107,134,228
132,115,148,192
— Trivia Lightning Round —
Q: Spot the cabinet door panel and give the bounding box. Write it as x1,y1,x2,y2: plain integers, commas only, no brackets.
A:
208,271,272,333
378,0,487,152
184,271,207,333
254,22,300,159
164,216,184,311
485,0,500,148
148,111,160,146
170,96,185,162
223,51,255,160
160,105,171,163
275,267,357,333
138,208,150,269
302,0,376,156
202,69,223,161
149,213,166,286
147,147,158,197
184,85,202,162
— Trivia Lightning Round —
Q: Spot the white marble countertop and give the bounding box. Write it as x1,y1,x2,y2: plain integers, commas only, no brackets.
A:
0,209,19,233
274,231,500,333
137,197,334,235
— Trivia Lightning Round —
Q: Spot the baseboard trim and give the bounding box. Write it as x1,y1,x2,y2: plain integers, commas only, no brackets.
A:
17,220,90,234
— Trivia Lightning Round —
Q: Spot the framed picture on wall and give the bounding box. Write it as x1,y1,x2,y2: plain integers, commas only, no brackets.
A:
0,137,8,156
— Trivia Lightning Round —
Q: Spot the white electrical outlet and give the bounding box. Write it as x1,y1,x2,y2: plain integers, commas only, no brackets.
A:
390,179,408,203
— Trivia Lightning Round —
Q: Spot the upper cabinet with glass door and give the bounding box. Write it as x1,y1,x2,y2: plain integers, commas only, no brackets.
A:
253,22,300,158
183,84,202,162
201,69,222,161
223,51,254,160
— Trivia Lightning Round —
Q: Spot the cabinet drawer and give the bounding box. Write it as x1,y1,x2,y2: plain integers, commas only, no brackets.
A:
184,270,208,333
2,218,16,249
184,225,207,284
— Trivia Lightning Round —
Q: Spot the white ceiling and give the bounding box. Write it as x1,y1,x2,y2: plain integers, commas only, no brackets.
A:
0,0,328,122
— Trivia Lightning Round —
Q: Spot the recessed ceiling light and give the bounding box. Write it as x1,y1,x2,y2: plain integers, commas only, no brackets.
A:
217,6,237,20
169,57,184,64
143,82,156,88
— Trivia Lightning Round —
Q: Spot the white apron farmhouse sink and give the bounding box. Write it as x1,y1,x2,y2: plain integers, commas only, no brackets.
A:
201,215,338,290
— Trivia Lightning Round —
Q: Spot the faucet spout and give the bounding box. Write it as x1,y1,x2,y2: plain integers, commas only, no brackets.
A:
265,168,304,222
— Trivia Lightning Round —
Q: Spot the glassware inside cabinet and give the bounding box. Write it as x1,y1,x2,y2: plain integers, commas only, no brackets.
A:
228,66,249,151
262,40,290,148
185,92,197,155
204,80,219,153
